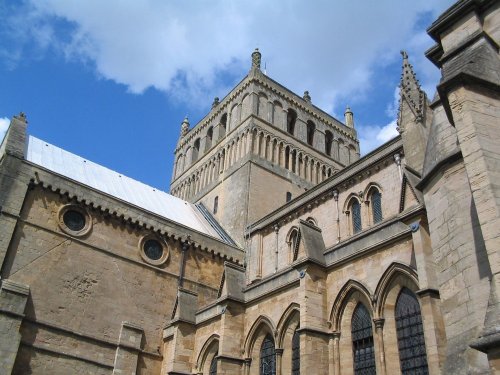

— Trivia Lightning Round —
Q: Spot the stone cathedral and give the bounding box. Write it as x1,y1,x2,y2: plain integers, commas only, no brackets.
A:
0,1,499,374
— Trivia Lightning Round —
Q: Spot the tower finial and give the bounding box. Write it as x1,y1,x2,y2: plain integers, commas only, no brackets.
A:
251,48,261,70
180,116,190,138
397,50,426,132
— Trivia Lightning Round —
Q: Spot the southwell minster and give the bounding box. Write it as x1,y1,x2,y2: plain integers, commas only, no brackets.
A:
0,0,499,374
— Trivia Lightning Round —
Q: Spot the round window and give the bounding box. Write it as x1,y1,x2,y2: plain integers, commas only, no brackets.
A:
58,204,92,236
143,239,163,260
63,210,86,231
139,235,169,266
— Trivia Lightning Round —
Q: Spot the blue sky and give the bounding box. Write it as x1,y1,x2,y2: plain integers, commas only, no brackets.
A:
0,0,455,192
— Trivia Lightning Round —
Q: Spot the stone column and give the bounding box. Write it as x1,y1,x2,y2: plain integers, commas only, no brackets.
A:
373,318,386,375
243,358,251,375
331,332,340,375
0,279,29,375
275,348,283,375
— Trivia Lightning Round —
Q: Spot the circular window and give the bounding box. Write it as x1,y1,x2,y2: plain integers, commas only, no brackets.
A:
144,239,163,260
63,210,86,231
139,235,169,266
58,204,92,236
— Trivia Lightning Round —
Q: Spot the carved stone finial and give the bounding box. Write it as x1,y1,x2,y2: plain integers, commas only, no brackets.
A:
400,50,408,60
251,48,261,69
180,116,190,138
303,91,311,103
212,97,220,109
14,112,28,123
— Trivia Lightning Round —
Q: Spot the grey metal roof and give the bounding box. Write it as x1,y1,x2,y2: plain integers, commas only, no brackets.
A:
25,135,222,239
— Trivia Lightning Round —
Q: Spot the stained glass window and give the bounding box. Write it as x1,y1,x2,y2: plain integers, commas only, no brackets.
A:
260,335,276,375
395,288,429,375
209,353,217,375
292,329,300,375
352,200,362,234
371,190,383,224
352,303,376,375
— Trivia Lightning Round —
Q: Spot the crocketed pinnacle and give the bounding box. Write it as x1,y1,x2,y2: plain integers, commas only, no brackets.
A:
397,50,426,132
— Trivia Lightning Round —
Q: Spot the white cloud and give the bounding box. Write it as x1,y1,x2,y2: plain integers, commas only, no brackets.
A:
359,119,398,156
0,117,10,144
2,0,454,108
1,1,455,155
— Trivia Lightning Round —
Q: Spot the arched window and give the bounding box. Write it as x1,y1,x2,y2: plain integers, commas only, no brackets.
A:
325,130,333,156
351,303,375,375
292,329,300,375
192,138,200,163
351,200,362,234
371,190,383,224
286,192,292,202
209,353,218,375
219,114,227,139
306,120,315,146
206,127,213,151
213,196,219,214
395,288,429,375
287,110,297,136
260,334,276,375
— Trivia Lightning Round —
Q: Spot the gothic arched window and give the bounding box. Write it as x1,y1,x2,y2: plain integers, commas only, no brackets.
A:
292,329,300,375
351,303,375,375
209,353,217,375
260,335,276,375
395,288,429,375
371,190,383,224
351,200,362,234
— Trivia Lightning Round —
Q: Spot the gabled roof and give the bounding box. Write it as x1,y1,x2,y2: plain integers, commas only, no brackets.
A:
24,135,230,241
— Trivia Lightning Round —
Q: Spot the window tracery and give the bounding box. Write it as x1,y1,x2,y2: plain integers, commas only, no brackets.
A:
395,288,429,375
352,303,376,375
260,334,276,375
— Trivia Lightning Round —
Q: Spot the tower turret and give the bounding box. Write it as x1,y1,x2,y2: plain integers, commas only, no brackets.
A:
180,117,190,138
251,48,261,70
344,106,354,128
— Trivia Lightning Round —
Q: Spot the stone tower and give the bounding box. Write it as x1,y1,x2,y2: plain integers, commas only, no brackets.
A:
170,49,359,245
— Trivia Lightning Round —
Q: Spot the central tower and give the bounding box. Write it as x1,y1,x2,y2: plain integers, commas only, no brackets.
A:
170,49,359,245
